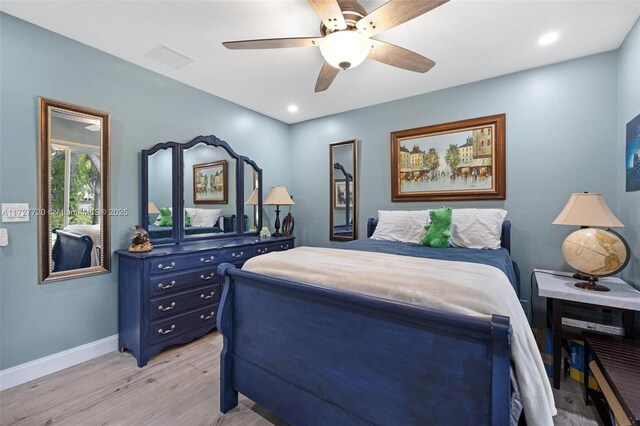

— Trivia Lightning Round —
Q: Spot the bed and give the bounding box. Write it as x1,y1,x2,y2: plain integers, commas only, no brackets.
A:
216,218,554,425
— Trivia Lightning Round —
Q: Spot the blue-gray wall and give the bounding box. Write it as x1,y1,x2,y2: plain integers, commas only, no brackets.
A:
290,51,620,321
617,18,640,288
0,13,290,370
1,11,637,370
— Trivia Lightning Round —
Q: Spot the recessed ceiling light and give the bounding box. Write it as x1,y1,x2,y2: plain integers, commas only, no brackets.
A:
538,32,559,46
287,105,299,113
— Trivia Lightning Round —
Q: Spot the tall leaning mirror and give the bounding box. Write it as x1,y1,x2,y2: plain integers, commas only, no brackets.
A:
38,98,110,283
330,140,358,241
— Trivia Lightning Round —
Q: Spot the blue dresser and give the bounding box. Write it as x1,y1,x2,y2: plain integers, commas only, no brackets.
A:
117,235,294,367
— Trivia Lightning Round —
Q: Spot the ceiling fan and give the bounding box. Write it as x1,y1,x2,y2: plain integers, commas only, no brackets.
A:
222,0,448,92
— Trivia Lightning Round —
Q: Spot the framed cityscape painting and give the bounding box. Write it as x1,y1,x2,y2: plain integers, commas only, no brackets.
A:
193,160,227,204
390,114,506,201
626,113,640,192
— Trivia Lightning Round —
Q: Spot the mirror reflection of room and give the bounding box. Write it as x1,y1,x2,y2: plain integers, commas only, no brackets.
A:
182,143,237,237
38,98,110,283
243,162,260,233
146,147,174,240
330,140,357,241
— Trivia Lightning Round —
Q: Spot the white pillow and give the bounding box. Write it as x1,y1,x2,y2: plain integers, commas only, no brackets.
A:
371,210,430,244
449,208,507,250
191,208,222,228
184,208,199,226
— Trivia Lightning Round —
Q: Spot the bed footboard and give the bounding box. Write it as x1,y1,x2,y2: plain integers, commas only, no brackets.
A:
217,263,511,425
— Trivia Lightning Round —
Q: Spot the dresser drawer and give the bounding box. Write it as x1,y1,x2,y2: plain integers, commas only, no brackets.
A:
221,246,254,262
256,240,294,256
151,305,218,345
150,285,219,322
149,251,220,275
150,267,218,297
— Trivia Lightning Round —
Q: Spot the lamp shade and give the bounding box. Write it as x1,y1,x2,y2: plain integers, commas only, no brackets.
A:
319,31,372,70
245,188,259,206
264,186,294,206
552,193,624,227
148,201,160,214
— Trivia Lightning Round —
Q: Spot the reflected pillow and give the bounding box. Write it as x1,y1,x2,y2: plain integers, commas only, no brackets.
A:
370,210,430,244
191,208,222,228
449,208,507,250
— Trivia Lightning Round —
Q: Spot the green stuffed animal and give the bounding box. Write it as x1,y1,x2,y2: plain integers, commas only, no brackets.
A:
420,206,452,248
157,207,172,227
184,210,191,227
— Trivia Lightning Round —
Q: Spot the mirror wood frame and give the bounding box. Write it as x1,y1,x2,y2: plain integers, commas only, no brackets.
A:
329,139,358,242
38,97,111,283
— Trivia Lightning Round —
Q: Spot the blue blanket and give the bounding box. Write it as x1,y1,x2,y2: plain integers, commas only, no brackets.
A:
341,239,520,295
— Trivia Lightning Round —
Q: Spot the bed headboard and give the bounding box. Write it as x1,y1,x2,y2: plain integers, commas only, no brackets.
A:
366,218,512,253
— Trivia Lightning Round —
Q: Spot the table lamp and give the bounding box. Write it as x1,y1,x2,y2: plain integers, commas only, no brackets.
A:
552,192,629,291
264,186,294,237
245,188,259,231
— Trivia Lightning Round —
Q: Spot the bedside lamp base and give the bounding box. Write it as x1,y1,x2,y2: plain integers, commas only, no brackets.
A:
575,277,609,292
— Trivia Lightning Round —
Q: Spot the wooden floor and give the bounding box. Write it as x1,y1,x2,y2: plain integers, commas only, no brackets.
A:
0,331,601,426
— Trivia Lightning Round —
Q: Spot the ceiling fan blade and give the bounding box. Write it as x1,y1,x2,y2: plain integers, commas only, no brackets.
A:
307,0,347,31
368,40,435,73
315,62,340,92
356,0,448,37
223,37,322,50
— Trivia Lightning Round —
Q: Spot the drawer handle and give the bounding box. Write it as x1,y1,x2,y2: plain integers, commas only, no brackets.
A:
157,280,176,290
157,262,176,270
258,247,268,254
201,291,215,300
158,325,175,335
200,312,215,321
158,302,176,312
280,244,289,250
200,273,215,281
200,256,215,263
231,251,244,258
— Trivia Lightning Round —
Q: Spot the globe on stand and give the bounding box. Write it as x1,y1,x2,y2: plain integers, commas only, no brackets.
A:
561,228,630,291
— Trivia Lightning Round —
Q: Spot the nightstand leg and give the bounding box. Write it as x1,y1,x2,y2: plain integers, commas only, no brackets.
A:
622,309,635,339
584,341,590,405
552,298,562,389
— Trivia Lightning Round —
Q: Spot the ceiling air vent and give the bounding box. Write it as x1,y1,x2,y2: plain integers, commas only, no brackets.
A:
146,44,194,70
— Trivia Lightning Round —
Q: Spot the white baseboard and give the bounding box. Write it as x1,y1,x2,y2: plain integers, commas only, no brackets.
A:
0,334,118,391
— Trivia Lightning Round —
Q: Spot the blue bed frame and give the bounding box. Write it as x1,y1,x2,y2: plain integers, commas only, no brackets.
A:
217,221,515,424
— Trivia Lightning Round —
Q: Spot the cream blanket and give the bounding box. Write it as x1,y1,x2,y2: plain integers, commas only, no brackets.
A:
243,246,556,425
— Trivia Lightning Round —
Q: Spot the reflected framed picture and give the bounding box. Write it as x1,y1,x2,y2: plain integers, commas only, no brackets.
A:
334,179,354,209
193,160,227,204
390,114,506,201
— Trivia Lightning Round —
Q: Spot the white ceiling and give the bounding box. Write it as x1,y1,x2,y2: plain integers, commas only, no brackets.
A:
2,1,639,124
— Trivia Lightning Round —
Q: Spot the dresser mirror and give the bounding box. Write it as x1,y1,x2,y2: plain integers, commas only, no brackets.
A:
38,98,110,283
181,139,239,240
243,158,262,234
329,140,358,242
142,143,179,244
142,135,258,245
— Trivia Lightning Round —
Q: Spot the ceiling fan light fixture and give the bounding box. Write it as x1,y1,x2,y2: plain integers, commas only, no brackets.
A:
319,31,372,70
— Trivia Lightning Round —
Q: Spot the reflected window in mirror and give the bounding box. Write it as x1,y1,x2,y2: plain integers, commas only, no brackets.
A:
182,142,238,239
330,140,358,242
38,98,110,283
